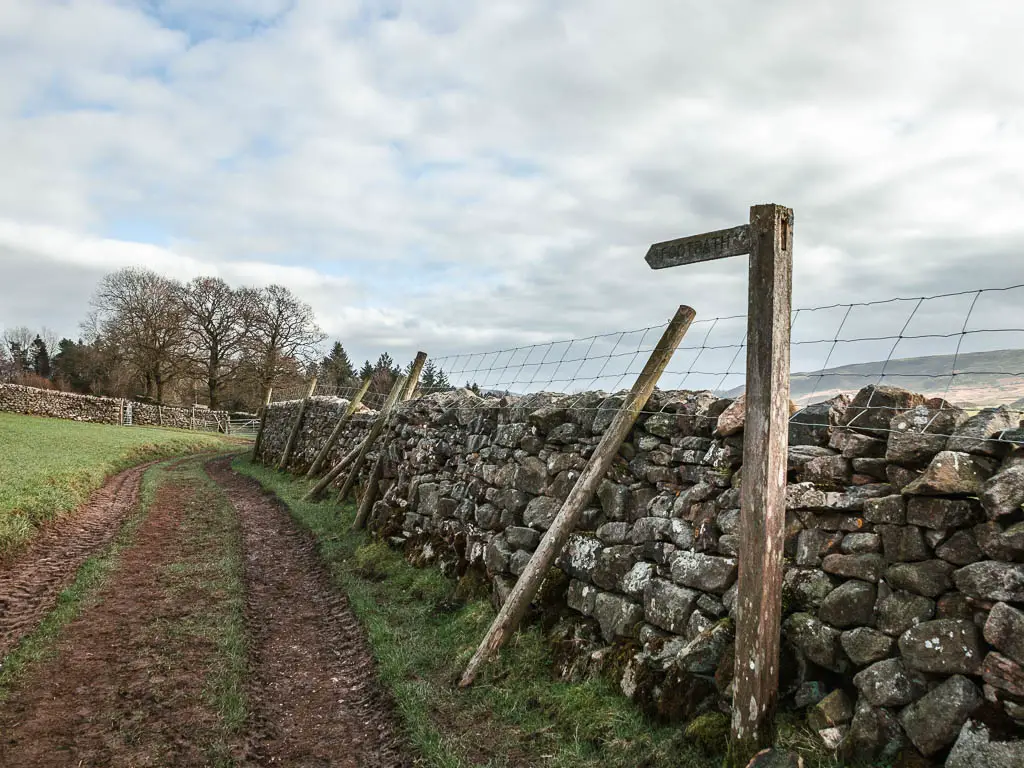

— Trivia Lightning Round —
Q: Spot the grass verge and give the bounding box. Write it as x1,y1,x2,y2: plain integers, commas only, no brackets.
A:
0,458,176,701
233,457,721,768
0,411,242,555
159,456,249,764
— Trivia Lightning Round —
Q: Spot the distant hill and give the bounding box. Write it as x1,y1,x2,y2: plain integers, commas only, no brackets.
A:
723,348,1024,407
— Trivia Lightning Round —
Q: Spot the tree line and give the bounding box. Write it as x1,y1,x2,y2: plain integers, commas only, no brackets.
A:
0,267,453,412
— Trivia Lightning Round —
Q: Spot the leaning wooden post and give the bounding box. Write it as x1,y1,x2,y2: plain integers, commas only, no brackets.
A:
351,352,428,529
335,375,408,505
353,454,385,531
306,377,372,478
252,387,273,458
731,204,793,759
459,306,695,687
402,351,428,400
277,376,318,471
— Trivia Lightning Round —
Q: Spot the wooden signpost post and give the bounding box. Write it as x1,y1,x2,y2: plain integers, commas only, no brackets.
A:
647,204,793,760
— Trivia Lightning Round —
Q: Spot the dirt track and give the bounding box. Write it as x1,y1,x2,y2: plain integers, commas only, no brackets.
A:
0,455,407,767
0,462,149,659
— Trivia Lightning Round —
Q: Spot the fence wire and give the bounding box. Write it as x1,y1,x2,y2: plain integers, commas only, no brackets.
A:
271,283,1024,446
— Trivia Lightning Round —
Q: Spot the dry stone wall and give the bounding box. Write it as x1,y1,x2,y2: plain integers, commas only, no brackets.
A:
259,385,1024,765
0,383,229,431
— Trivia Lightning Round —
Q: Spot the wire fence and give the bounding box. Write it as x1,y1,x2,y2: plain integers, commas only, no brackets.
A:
270,283,1024,446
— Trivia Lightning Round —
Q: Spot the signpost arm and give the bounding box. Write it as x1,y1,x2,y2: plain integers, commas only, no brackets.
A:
731,204,793,759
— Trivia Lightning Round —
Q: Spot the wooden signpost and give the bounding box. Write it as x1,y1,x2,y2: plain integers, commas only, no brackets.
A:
647,204,793,760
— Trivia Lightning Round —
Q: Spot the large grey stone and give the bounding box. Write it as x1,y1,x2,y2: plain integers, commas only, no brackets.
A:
597,480,630,520
795,529,844,566
877,524,930,563
844,385,925,436
830,429,887,459
899,619,983,675
567,578,598,616
906,496,977,529
592,545,642,591
670,551,737,595
822,553,884,583
620,561,655,599
898,675,982,756
954,561,1024,602
876,590,935,636
853,658,927,707
676,620,732,673
818,580,876,628
885,404,965,466
885,560,955,598
596,521,631,544
842,701,904,762
903,451,993,495
840,627,895,667
643,577,698,634
506,526,541,551
789,397,848,447
494,422,528,447
984,602,1024,666
784,612,844,672
946,406,1018,457
863,495,906,524
511,456,547,494
784,567,837,611
557,533,602,580
946,720,1024,768
593,592,644,641
524,496,562,530
801,455,852,487
979,466,1024,520
807,689,853,731
935,530,984,566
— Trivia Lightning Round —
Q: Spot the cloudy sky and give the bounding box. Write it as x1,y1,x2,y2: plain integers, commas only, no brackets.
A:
2,0,1023,393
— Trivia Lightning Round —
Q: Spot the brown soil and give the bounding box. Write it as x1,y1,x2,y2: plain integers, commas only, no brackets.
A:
0,462,149,659
0,456,408,767
0,463,231,767
205,458,408,768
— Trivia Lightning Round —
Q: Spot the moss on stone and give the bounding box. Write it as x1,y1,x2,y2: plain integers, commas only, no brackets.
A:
684,711,730,754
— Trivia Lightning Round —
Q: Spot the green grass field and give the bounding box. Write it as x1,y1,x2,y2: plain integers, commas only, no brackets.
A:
0,412,239,555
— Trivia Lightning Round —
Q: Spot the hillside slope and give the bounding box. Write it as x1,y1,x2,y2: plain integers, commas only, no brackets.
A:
725,348,1024,406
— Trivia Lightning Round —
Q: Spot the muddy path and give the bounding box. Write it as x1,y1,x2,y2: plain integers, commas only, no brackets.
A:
0,462,151,659
0,460,238,767
206,457,408,768
1,454,408,767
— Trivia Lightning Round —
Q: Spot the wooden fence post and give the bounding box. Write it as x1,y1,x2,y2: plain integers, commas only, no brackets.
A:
350,351,428,529
459,306,696,687
336,375,408,506
731,204,793,759
306,377,372,478
277,377,318,471
252,387,274,459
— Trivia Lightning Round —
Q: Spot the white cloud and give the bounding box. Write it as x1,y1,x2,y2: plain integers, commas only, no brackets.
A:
1,0,1022,376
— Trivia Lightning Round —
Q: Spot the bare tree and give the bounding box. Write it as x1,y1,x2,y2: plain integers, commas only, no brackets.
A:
3,326,35,371
90,267,189,403
248,284,324,401
177,276,253,409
